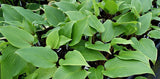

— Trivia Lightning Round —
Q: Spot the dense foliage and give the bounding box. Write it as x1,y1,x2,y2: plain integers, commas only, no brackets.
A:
0,0,160,79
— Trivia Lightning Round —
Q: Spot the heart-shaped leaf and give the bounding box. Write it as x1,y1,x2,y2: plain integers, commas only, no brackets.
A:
131,37,157,64
71,41,106,61
53,66,90,79
103,57,154,78
148,30,160,39
117,51,149,64
59,50,89,66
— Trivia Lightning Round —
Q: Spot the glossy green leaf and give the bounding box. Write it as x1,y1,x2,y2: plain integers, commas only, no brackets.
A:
53,66,90,79
71,41,106,61
148,30,160,39
85,41,111,54
88,15,105,32
136,13,152,35
0,26,34,48
65,11,86,21
131,37,157,64
15,47,58,68
1,45,27,79
25,67,57,79
44,5,65,26
55,2,78,12
59,50,89,66
111,38,133,45
46,27,60,49
103,57,154,78
88,65,104,79
101,20,114,42
117,51,149,64
69,17,88,46
104,0,118,14
1,4,23,22
131,0,142,13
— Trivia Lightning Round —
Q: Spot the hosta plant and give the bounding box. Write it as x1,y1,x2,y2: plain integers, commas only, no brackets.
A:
0,0,160,79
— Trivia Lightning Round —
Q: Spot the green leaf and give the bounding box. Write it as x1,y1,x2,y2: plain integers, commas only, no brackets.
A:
113,45,128,53
131,0,142,13
88,15,105,32
65,11,86,21
104,0,118,14
148,30,160,39
59,50,89,66
117,12,136,22
22,19,36,34
46,27,60,49
59,21,74,38
131,37,157,64
136,13,152,35
157,0,160,6
111,38,133,45
69,17,88,46
55,2,78,12
88,65,104,79
1,45,27,79
92,0,100,16
0,26,34,48
117,51,149,64
25,67,57,79
135,76,147,79
13,6,43,23
83,25,96,36
114,21,138,35
85,41,111,54
1,4,23,22
103,57,154,78
53,66,90,79
59,35,71,46
101,20,114,42
79,0,93,11
15,47,58,68
44,5,65,26
140,0,152,13
71,41,106,61
26,3,41,10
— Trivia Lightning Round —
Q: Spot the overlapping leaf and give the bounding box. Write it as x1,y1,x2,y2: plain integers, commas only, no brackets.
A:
15,47,58,68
